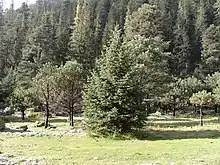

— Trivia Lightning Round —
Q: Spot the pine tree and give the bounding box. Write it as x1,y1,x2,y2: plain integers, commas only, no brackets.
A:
32,63,57,128
53,61,84,127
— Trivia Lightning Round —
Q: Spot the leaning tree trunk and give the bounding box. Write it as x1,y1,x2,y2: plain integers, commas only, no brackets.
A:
45,101,49,129
45,84,50,129
200,106,203,126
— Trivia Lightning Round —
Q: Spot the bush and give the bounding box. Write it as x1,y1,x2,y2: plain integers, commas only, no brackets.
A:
0,118,5,130
27,112,40,120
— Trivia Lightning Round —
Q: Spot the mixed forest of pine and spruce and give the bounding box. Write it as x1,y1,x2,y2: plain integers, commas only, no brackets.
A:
2,0,220,164
1,0,220,137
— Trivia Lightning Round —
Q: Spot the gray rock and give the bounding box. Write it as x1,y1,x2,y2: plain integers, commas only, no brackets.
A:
0,152,14,158
16,125,28,131
35,121,45,127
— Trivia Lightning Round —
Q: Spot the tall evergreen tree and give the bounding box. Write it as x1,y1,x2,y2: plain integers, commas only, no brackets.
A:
56,0,76,64
69,0,98,71
84,28,146,136
172,0,198,76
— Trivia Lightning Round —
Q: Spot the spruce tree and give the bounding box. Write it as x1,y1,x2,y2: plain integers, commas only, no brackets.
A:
84,28,146,136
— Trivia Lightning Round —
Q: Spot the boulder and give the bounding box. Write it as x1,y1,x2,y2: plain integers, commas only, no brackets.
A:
3,107,14,115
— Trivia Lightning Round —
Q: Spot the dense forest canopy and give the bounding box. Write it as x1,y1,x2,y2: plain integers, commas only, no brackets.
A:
1,0,220,135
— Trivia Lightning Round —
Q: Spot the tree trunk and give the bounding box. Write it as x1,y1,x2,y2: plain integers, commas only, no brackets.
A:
70,101,74,127
71,109,74,127
22,109,25,120
146,94,151,115
173,96,176,117
69,111,72,126
194,105,197,113
45,101,49,129
173,104,176,117
200,107,203,126
215,105,218,113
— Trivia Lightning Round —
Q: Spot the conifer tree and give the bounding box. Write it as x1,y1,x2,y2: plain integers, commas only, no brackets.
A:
69,0,98,72
94,0,111,55
124,4,163,41
127,0,149,15
172,0,198,76
84,28,146,136
201,24,220,74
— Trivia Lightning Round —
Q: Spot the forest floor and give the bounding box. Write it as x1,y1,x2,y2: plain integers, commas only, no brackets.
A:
1,115,220,165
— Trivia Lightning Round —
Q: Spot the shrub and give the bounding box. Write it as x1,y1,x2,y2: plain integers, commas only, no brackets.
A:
27,112,40,120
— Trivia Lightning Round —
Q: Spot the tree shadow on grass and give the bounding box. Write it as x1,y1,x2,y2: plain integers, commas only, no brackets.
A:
1,127,31,133
132,129,220,141
148,118,192,122
49,118,68,123
146,118,220,128
1,116,34,123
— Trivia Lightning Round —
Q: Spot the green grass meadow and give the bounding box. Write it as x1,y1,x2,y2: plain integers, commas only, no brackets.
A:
1,117,220,165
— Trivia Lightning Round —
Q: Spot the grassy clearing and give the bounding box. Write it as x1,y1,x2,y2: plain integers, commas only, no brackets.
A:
1,116,220,165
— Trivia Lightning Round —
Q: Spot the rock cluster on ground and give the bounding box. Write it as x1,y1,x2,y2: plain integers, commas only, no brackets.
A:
0,153,45,165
